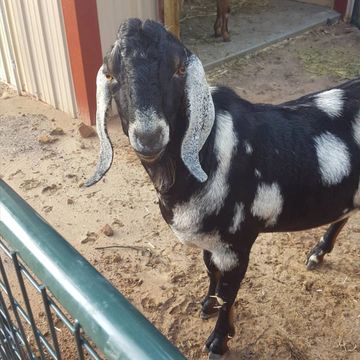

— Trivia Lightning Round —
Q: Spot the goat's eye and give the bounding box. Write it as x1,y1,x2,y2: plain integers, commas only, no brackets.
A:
105,74,113,80
175,66,186,77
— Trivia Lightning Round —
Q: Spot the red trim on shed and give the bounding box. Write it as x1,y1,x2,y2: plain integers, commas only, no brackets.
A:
61,0,102,125
334,0,348,17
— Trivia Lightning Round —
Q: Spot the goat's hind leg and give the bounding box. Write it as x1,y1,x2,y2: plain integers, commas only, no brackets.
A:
306,218,348,270
201,250,221,319
220,0,230,42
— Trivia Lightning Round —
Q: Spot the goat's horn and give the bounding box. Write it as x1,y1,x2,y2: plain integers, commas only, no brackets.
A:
84,66,113,187
181,55,215,183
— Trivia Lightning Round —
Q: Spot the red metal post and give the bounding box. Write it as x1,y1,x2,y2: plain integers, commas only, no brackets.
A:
61,0,102,125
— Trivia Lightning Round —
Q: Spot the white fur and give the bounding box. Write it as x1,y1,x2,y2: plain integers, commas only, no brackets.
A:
171,229,238,272
128,108,169,153
314,132,350,186
229,203,245,234
314,89,344,118
211,244,239,272
353,178,360,207
251,182,283,227
171,111,237,248
244,141,253,155
352,110,360,146
171,228,219,249
308,254,320,265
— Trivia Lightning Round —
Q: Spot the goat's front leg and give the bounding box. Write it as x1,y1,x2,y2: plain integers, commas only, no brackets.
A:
306,218,348,270
205,240,255,358
201,250,221,319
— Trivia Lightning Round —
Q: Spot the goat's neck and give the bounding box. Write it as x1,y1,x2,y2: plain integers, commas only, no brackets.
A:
143,153,177,195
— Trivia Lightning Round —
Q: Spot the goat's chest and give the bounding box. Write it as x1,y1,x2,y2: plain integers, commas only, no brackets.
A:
168,197,223,251
170,225,220,251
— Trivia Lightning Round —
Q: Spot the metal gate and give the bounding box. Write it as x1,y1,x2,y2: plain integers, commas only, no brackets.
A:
0,179,186,360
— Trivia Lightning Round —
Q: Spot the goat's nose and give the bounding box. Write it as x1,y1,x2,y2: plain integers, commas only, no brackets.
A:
134,127,164,156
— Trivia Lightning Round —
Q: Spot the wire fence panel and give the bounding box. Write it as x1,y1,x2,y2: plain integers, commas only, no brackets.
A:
0,179,186,360
0,238,102,360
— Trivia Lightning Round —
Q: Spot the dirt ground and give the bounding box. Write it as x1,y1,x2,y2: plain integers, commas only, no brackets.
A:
1,22,360,360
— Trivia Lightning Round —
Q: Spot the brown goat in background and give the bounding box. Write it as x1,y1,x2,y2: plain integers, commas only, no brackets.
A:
214,0,231,41
181,0,231,41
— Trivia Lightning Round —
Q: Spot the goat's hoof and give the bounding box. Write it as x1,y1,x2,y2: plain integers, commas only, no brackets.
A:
214,28,222,38
306,244,325,270
306,253,324,270
222,34,230,42
205,330,233,357
201,310,218,320
208,351,231,360
201,297,219,319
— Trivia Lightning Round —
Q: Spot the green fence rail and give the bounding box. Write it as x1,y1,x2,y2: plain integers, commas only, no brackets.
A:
0,179,186,360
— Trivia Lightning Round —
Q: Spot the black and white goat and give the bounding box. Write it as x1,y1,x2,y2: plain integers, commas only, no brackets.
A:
85,19,360,358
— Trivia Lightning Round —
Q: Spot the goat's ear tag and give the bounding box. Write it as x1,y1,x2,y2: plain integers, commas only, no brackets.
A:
181,55,215,183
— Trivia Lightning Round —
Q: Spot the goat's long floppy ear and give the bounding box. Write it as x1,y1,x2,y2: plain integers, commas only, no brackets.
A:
181,55,215,183
84,66,113,187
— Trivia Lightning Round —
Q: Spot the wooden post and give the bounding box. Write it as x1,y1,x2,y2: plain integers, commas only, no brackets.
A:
164,0,181,38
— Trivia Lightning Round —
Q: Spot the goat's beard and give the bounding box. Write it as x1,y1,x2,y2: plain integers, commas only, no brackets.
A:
144,154,176,194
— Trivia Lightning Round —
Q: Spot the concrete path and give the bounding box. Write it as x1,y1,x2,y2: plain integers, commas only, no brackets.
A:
181,0,340,69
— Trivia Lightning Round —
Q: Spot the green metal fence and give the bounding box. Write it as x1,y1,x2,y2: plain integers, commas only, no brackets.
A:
0,179,186,360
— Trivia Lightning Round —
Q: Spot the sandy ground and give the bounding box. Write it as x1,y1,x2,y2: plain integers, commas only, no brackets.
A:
1,22,360,360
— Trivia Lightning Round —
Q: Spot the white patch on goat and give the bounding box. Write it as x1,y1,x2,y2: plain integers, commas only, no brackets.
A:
128,108,169,152
229,203,245,234
171,228,219,249
353,178,360,208
251,182,283,227
171,111,237,245
314,89,344,118
307,254,320,265
254,169,262,178
211,244,239,272
244,141,253,154
314,132,350,186
172,229,238,271
352,110,360,146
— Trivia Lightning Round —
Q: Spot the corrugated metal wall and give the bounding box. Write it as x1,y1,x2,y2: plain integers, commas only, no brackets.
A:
0,0,77,118
96,0,159,57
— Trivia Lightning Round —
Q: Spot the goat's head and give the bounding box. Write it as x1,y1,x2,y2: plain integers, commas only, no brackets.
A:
85,18,215,187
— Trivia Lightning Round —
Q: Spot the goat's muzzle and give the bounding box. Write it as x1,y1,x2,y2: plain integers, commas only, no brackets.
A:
129,120,169,164
135,148,165,164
